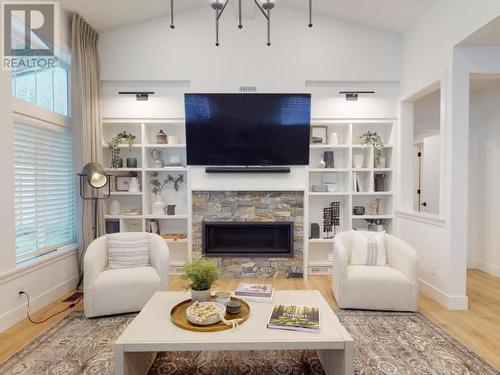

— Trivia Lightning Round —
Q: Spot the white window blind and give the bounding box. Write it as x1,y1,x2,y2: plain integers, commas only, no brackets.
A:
14,121,76,259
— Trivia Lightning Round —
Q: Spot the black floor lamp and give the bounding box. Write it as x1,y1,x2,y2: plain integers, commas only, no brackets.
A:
76,162,111,290
78,162,111,240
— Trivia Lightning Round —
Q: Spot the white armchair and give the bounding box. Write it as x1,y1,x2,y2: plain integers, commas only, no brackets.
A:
84,233,169,318
332,231,418,312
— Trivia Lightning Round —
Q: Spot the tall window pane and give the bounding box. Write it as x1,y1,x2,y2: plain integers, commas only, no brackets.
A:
14,122,76,258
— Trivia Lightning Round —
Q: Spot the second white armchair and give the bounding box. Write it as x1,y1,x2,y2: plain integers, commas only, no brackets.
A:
332,231,418,312
84,232,169,318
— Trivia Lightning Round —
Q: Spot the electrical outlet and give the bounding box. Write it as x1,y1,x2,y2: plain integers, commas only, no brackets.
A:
16,285,26,297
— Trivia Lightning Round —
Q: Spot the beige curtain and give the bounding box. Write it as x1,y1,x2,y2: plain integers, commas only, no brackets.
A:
71,13,105,273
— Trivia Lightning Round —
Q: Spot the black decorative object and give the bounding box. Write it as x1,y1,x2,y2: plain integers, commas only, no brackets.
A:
374,174,386,192
323,206,333,239
323,151,334,168
126,157,137,168
353,206,365,216
322,201,341,239
310,223,320,239
331,201,341,236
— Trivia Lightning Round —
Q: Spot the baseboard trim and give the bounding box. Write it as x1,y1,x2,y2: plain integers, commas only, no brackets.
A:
475,261,500,277
419,278,468,310
0,275,78,332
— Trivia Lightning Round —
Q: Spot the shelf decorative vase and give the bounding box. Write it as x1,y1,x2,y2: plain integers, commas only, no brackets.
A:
151,149,164,168
374,174,386,192
167,204,176,216
323,151,334,168
128,177,140,193
375,156,386,168
318,158,326,168
126,157,137,168
329,132,338,145
152,195,166,216
353,154,364,169
109,200,120,215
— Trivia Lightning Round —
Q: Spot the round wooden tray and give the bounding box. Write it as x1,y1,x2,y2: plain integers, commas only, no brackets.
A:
171,296,250,332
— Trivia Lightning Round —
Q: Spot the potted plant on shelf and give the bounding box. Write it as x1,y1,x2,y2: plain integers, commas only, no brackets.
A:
150,172,166,215
150,173,185,216
183,258,219,302
360,131,385,168
108,131,137,168
365,218,386,232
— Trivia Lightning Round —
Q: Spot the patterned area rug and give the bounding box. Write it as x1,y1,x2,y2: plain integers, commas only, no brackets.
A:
0,310,497,375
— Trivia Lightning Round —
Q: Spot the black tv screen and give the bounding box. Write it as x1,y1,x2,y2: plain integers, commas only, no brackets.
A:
185,93,311,166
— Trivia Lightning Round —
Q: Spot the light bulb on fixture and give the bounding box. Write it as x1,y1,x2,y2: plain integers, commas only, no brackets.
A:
210,0,227,10
259,0,275,10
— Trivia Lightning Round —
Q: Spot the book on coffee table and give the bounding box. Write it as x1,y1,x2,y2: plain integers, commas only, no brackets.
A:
267,304,320,333
235,283,274,302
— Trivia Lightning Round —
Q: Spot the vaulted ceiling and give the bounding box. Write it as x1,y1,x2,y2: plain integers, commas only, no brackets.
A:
60,0,437,34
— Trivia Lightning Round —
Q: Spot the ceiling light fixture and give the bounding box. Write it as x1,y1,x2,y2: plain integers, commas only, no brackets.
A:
339,91,375,101
168,0,314,46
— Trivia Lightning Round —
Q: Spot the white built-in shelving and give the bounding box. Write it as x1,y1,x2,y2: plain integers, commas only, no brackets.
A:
101,117,397,278
305,120,397,276
101,118,191,274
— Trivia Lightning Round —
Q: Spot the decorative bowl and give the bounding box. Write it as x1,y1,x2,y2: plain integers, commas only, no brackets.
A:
186,302,226,326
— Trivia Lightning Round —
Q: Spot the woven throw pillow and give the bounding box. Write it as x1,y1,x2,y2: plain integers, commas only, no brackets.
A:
350,231,387,266
107,233,149,270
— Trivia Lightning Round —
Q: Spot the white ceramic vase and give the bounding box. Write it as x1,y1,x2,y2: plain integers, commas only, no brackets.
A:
109,200,120,215
329,132,338,145
152,196,166,216
128,177,140,193
318,158,327,168
353,154,365,169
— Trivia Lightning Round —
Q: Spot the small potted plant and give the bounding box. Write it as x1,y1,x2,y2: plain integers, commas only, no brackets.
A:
183,258,219,302
366,218,386,232
360,131,385,168
108,131,137,168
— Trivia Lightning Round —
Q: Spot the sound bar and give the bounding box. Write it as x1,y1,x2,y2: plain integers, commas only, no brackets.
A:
205,166,291,174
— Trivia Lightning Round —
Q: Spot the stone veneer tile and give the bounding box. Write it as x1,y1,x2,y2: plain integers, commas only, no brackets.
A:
192,191,304,278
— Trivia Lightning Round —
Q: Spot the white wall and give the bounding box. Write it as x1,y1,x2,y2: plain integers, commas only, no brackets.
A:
99,6,401,90
468,81,500,277
398,2,500,310
0,9,79,332
400,0,500,98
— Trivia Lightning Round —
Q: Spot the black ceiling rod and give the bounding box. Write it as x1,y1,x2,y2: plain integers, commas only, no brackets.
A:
170,0,175,29
254,0,274,46
238,0,243,29
212,0,230,46
308,0,313,27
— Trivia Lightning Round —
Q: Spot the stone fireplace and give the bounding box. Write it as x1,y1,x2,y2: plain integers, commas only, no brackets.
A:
192,191,304,278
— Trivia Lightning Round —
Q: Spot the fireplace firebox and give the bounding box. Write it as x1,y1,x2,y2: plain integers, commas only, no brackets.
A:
202,222,294,257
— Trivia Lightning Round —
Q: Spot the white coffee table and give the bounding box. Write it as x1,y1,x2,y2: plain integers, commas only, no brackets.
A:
113,290,353,375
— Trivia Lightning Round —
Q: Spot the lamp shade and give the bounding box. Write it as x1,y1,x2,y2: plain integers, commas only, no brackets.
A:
79,162,108,189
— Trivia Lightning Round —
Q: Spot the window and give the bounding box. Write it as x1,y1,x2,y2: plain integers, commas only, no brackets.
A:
10,11,75,261
14,120,76,260
11,57,70,116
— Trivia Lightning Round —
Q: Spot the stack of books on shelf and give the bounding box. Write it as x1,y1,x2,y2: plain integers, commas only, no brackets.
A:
235,283,274,302
267,304,320,333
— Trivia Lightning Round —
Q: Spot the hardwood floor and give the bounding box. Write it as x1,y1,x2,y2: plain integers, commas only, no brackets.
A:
0,270,499,369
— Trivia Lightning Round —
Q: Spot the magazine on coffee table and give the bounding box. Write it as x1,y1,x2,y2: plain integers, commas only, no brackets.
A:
235,283,274,302
267,304,320,333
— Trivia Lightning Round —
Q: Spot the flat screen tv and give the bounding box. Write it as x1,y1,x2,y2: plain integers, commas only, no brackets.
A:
185,93,311,166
